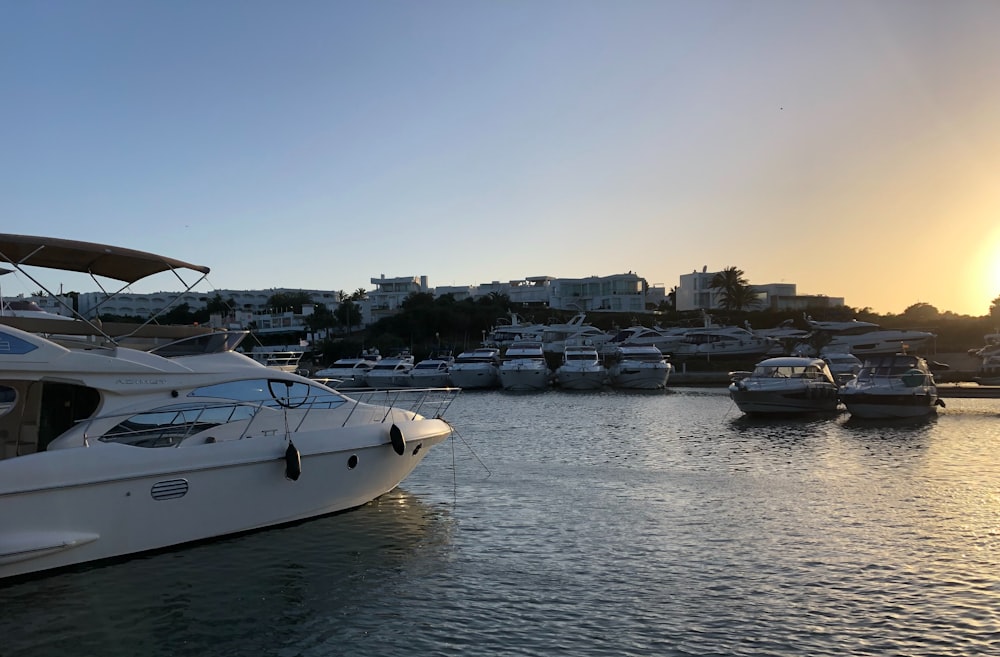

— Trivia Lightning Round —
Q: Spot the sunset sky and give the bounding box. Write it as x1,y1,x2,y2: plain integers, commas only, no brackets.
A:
3,0,999,316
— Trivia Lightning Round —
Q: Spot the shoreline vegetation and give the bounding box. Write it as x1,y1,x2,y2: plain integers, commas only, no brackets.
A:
90,289,999,382
283,294,997,383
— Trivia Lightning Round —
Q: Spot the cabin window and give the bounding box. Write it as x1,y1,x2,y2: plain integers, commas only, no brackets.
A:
188,379,347,409
0,385,16,417
101,404,255,448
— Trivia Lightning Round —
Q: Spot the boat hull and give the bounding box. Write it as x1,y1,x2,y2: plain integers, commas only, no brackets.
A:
498,366,550,391
840,392,940,419
608,365,671,390
0,419,450,580
729,388,839,415
408,374,452,388
554,370,607,390
365,373,411,388
449,367,500,389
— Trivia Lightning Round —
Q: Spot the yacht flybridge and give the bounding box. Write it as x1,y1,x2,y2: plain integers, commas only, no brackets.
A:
0,234,456,580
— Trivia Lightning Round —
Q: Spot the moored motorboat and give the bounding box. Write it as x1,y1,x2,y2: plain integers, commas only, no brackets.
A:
839,353,944,419
364,351,415,388
671,325,775,361
792,316,936,358
408,354,454,388
449,347,501,389
728,356,839,415
312,351,380,388
606,345,673,390
0,234,456,580
553,343,607,390
498,341,551,391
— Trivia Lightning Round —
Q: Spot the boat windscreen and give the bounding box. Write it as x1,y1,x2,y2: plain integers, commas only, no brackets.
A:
150,331,248,357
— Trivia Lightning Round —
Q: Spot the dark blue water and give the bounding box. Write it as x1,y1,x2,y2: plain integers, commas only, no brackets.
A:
3,388,1000,656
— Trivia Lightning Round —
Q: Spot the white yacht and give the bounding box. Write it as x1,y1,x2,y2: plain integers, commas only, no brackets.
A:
728,356,840,415
969,332,1000,385
606,345,673,390
821,352,863,382
553,343,608,390
483,312,543,348
0,234,456,580
600,325,690,356
839,353,944,419
364,351,415,388
408,354,454,388
0,299,75,320
498,341,552,391
313,352,380,388
792,316,936,358
671,325,775,361
249,346,307,373
448,347,501,390
538,312,612,354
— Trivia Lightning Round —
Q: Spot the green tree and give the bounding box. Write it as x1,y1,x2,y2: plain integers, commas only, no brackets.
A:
990,294,1000,319
266,291,314,313
159,302,195,325
305,302,339,337
901,302,939,323
709,266,760,311
335,299,362,334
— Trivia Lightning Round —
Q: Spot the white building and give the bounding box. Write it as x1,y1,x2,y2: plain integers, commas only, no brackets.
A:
549,273,648,312
676,267,844,311
369,275,430,322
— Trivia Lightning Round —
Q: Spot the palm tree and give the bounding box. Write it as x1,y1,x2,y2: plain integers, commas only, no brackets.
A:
709,266,759,311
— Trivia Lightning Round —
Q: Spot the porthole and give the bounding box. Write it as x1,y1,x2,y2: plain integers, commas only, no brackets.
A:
347,454,359,469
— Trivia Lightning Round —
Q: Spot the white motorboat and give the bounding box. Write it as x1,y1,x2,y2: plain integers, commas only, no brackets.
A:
448,347,501,390
408,354,454,388
600,325,690,356
969,332,1000,385
671,325,775,361
553,343,608,390
747,319,809,355
728,356,840,415
312,351,380,388
839,353,944,419
364,351,415,388
498,341,551,391
0,234,456,580
483,312,543,348
821,352,863,382
249,347,307,373
792,316,936,357
0,299,75,321
606,345,673,390
539,312,612,354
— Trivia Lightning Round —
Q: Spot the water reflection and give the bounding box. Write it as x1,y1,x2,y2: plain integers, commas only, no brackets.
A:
5,390,1000,657
1,490,455,657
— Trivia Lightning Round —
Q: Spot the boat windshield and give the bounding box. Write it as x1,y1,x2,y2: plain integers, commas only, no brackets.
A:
188,378,347,408
150,331,248,357
752,365,828,379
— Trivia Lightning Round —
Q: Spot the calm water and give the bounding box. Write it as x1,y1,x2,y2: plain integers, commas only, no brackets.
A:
3,388,1000,656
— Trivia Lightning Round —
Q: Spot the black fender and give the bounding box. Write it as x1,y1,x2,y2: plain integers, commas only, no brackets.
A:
389,424,406,456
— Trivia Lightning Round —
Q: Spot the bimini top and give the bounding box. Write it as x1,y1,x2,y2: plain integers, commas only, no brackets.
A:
0,233,210,283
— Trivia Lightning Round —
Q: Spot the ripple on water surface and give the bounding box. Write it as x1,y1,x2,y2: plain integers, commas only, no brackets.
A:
3,389,1000,656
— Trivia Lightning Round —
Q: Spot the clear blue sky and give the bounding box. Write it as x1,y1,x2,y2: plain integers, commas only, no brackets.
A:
3,0,999,315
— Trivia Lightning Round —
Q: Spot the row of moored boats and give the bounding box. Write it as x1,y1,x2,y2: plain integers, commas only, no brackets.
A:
728,353,945,420
314,342,674,391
